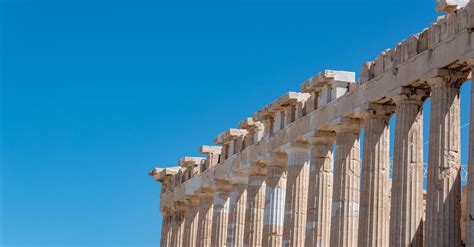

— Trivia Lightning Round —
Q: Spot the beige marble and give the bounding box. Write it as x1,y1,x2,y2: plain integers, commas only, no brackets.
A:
262,162,287,247
244,171,266,247
305,131,335,247
389,89,426,247
357,104,393,247
330,118,361,247
226,183,247,247
426,74,466,247
149,3,474,245
197,193,214,247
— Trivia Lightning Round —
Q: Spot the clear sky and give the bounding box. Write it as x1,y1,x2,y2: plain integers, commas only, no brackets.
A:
1,0,471,246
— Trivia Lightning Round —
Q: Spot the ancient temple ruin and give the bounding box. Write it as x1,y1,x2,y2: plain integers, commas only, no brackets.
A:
149,1,474,246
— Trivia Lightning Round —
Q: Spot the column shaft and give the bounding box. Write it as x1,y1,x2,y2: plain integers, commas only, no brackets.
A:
389,98,424,246
161,214,172,247
358,114,391,246
197,194,214,247
244,173,266,247
330,127,361,247
212,190,231,247
227,183,247,247
262,164,287,247
426,80,462,246
171,206,185,247
283,146,310,247
183,199,200,247
305,136,334,247
468,72,474,247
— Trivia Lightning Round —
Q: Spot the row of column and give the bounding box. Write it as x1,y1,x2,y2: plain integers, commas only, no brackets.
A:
161,72,473,246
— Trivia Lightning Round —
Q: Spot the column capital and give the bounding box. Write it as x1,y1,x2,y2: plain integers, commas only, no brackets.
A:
354,103,395,119
280,142,312,154
211,179,232,192
225,171,249,185
329,117,362,133
256,152,287,167
389,86,428,104
185,196,200,207
303,130,336,145
423,68,469,88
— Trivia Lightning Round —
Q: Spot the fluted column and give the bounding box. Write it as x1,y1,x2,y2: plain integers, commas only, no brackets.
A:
389,90,425,247
212,181,232,247
468,63,474,247
161,211,173,247
227,182,247,247
244,168,267,247
282,144,311,247
171,202,186,247
358,106,392,247
262,156,287,247
183,197,200,247
197,192,214,247
330,118,361,247
426,75,464,247
305,131,335,247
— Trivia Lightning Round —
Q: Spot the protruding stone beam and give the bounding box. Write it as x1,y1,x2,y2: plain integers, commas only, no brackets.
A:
303,130,336,247
211,180,232,247
254,92,310,136
355,103,394,247
329,117,362,247
239,117,265,150
149,167,180,247
200,145,222,171
226,171,248,247
424,69,468,247
436,0,468,13
215,128,248,162
180,157,205,181
301,70,355,111
389,87,428,247
281,142,311,247
261,153,288,247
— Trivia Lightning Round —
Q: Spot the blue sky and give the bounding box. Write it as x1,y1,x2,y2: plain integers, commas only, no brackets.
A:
1,0,470,246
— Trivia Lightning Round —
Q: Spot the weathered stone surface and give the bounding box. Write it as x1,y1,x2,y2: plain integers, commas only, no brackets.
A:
149,2,474,245
330,118,361,247
281,144,311,247
357,105,393,247
244,171,266,247
425,73,466,247
305,131,335,247
390,89,426,247
226,182,247,247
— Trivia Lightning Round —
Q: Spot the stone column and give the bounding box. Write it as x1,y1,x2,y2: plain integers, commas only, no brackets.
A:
244,167,266,247
197,192,214,247
211,181,232,247
171,202,186,247
227,181,247,247
161,211,173,247
330,118,361,247
305,131,335,247
389,89,425,247
357,105,392,247
262,156,288,247
282,144,311,247
426,75,464,247
183,197,200,247
468,63,474,247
